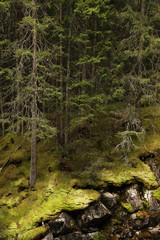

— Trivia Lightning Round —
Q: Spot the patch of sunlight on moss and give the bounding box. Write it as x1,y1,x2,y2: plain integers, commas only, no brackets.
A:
153,187,160,201
17,177,100,231
98,159,158,189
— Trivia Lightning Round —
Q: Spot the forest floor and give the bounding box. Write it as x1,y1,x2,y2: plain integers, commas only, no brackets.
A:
0,104,160,239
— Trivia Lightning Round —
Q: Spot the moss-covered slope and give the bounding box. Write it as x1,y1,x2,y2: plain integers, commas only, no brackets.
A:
0,105,160,239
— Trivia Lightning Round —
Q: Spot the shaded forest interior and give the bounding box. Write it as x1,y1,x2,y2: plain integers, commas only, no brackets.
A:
1,0,160,187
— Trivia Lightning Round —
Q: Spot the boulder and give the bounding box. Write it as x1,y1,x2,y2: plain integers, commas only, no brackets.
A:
144,190,160,212
124,184,143,211
101,192,118,209
54,232,85,240
42,233,54,240
54,231,99,240
48,212,75,236
130,212,149,230
149,211,160,227
78,202,111,232
149,224,160,237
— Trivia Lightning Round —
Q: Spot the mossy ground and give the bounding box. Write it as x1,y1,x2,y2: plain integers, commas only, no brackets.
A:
0,135,100,239
0,105,160,239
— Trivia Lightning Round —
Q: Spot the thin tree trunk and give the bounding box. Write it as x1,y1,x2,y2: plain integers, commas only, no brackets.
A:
138,0,145,76
0,94,5,137
30,0,37,190
59,2,63,145
65,23,71,147
92,20,97,90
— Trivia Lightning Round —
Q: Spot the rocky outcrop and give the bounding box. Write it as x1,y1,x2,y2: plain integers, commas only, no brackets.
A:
54,231,99,240
124,184,143,211
48,212,75,236
101,192,118,209
78,202,111,232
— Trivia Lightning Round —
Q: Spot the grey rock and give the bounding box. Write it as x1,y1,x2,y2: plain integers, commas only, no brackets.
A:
144,189,160,212
86,232,99,240
48,212,75,236
130,213,149,230
54,231,99,240
54,232,84,240
78,202,111,232
149,211,160,227
124,184,143,211
149,224,160,236
42,233,54,240
119,210,129,221
101,192,118,209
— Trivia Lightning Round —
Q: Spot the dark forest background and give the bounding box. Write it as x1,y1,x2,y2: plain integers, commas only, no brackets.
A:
0,0,160,187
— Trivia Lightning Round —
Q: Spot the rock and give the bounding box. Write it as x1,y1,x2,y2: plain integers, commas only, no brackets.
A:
119,210,129,222
120,228,134,238
78,202,111,233
101,192,118,209
54,231,99,240
86,232,99,240
130,212,149,230
42,233,54,240
149,224,160,237
124,184,143,211
54,232,85,240
149,211,160,227
48,212,75,236
144,189,160,212
148,159,160,185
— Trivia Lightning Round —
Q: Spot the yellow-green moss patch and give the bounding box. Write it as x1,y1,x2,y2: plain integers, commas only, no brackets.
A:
98,159,158,189
121,202,134,213
18,227,48,240
153,187,160,201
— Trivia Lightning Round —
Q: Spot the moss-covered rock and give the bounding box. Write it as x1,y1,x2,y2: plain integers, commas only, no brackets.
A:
18,227,48,240
98,159,158,189
153,187,160,201
121,202,134,213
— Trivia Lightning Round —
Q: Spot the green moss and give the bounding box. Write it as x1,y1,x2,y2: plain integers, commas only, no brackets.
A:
1,105,160,240
153,187,160,201
18,227,48,240
0,196,21,208
121,202,134,213
0,135,100,239
98,158,158,189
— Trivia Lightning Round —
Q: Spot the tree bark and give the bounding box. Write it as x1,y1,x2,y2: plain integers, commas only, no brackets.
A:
30,0,37,190
59,1,63,145
92,20,97,90
138,0,145,76
65,18,71,147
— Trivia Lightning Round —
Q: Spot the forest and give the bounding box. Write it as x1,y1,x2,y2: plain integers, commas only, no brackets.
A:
0,0,160,239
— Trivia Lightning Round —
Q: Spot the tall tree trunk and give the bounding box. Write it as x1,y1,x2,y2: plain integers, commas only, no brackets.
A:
30,0,37,190
65,19,71,147
0,93,5,137
138,0,145,76
92,20,97,90
59,1,63,145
